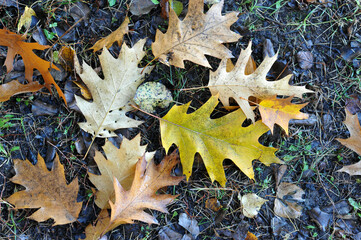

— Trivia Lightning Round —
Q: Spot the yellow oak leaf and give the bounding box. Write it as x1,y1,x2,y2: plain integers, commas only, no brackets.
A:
88,134,154,209
259,96,309,135
336,109,361,176
208,42,313,122
152,0,240,68
90,17,130,52
17,6,36,32
75,39,154,138
160,94,281,186
6,154,82,225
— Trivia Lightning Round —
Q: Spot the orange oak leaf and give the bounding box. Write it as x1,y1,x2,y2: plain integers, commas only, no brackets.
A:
6,154,82,225
0,80,43,102
90,17,130,52
336,109,361,176
152,0,240,68
84,209,110,240
258,96,309,135
0,28,65,103
102,151,184,235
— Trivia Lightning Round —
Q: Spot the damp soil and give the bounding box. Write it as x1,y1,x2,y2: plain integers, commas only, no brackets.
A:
1,0,361,239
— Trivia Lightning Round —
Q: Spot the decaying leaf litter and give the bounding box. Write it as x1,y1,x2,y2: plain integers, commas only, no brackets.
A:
0,0,361,239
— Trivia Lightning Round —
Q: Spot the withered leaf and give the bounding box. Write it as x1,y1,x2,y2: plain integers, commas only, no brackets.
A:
152,0,240,68
6,154,82,225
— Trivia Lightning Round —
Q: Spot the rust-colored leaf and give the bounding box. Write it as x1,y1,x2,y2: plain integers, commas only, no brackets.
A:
0,80,43,102
90,17,130,52
6,154,82,225
258,96,309,135
103,151,184,235
0,29,65,103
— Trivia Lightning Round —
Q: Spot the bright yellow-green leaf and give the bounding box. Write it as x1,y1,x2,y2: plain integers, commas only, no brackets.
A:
18,6,36,32
160,95,281,186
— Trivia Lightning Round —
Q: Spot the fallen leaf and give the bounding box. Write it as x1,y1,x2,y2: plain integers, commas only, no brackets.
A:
0,29,65,103
205,198,221,211
274,182,304,218
152,0,240,68
258,96,309,135
297,51,314,69
159,226,183,240
6,154,82,225
208,42,312,121
308,207,332,232
130,0,157,16
73,81,92,100
84,209,110,240
346,94,361,115
75,39,154,138
90,17,129,52
336,109,361,175
160,94,281,186
104,151,184,234
58,46,75,72
240,193,267,218
0,80,43,102
18,6,36,32
178,213,200,239
89,134,154,209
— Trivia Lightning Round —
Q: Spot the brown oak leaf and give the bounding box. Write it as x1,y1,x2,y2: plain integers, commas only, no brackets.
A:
6,154,82,225
152,0,240,68
0,29,65,103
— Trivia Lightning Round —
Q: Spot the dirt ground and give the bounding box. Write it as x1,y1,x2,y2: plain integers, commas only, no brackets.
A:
1,0,361,239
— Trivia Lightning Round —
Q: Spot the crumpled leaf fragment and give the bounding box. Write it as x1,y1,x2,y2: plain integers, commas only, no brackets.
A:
90,17,129,52
18,6,36,32
178,213,200,239
336,109,361,175
240,193,268,218
274,182,305,218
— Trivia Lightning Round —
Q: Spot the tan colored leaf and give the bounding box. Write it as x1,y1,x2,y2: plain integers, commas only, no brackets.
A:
336,109,361,175
6,154,82,225
160,94,281,186
84,209,110,240
205,198,221,211
17,6,36,32
104,151,184,234
0,29,65,103
58,46,75,72
75,39,154,138
89,134,155,209
73,81,92,100
208,42,313,121
0,80,43,102
240,193,267,218
274,182,304,219
90,17,130,52
259,96,309,135
152,0,240,68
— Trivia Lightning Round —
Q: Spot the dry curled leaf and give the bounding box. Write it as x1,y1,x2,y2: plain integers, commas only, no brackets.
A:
89,134,154,209
336,109,361,176
103,151,184,234
160,94,281,186
17,6,36,32
240,193,267,218
0,29,65,103
75,39,154,138
6,154,81,225
208,42,312,122
258,96,309,135
90,17,129,52
152,0,240,68
274,182,304,218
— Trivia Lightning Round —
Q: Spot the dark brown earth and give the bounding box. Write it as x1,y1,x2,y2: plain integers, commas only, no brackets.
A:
1,0,361,239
